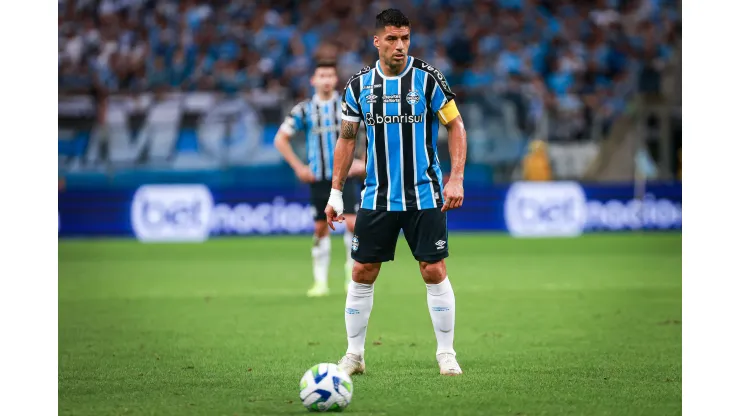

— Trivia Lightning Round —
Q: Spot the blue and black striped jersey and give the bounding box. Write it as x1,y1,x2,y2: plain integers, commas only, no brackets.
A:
341,56,456,211
279,92,342,181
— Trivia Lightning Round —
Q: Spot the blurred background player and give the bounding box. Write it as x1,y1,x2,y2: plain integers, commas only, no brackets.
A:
326,9,467,376
274,61,366,297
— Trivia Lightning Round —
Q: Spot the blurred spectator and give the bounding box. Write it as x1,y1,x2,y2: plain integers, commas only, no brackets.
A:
147,56,170,92
58,0,680,143
522,139,552,181
169,47,193,88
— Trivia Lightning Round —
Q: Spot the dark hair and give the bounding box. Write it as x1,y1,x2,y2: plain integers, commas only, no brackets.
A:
315,60,337,71
375,9,410,31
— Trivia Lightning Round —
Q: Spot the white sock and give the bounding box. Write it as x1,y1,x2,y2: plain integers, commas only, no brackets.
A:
427,277,456,355
311,235,331,286
343,231,354,268
345,281,374,356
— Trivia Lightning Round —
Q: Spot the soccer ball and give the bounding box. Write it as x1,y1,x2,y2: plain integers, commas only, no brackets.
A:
299,363,353,412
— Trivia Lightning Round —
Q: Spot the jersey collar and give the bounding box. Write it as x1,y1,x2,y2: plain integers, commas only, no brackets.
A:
312,91,339,104
375,56,414,80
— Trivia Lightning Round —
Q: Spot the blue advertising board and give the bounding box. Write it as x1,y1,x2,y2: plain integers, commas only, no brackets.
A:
58,182,681,240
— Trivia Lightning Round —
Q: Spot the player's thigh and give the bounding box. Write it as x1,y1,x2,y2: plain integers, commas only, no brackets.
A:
309,180,332,221
401,207,449,263
351,208,401,264
343,214,356,233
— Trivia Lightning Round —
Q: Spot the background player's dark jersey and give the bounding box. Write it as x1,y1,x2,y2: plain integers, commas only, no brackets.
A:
341,56,455,212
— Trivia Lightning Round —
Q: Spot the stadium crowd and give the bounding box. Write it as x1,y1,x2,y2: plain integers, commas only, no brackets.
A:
58,0,681,141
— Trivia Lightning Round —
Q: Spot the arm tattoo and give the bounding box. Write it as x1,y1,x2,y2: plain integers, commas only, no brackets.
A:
339,120,359,140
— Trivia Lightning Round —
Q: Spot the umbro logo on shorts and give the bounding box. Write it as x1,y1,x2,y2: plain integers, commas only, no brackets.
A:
435,240,446,250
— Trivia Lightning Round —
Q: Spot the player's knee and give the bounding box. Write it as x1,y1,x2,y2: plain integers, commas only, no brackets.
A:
352,262,380,284
419,260,447,284
314,221,329,238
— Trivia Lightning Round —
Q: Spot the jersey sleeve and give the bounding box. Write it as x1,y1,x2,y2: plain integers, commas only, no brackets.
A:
278,103,305,137
430,72,457,114
341,78,361,123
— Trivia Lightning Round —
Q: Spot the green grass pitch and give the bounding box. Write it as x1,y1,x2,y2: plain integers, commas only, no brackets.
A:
59,233,681,416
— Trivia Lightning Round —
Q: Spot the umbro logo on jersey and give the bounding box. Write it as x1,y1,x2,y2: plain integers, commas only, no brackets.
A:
435,240,446,250
365,94,378,104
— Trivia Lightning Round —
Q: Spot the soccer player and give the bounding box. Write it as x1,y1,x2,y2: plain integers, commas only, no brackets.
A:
325,9,467,376
274,60,366,297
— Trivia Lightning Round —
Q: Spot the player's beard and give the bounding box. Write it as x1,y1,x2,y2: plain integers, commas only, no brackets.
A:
386,53,406,73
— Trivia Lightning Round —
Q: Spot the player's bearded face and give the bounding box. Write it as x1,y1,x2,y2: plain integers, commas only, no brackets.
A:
374,26,410,70
311,68,338,94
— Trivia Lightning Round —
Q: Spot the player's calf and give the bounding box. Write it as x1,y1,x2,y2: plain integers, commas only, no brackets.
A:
309,222,332,297
422,261,458,374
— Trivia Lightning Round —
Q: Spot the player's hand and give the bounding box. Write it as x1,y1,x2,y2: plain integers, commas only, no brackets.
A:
295,164,316,183
441,178,464,212
325,189,345,230
348,158,366,178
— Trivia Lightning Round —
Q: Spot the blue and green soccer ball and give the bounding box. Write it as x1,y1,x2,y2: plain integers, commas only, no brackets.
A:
299,363,353,412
